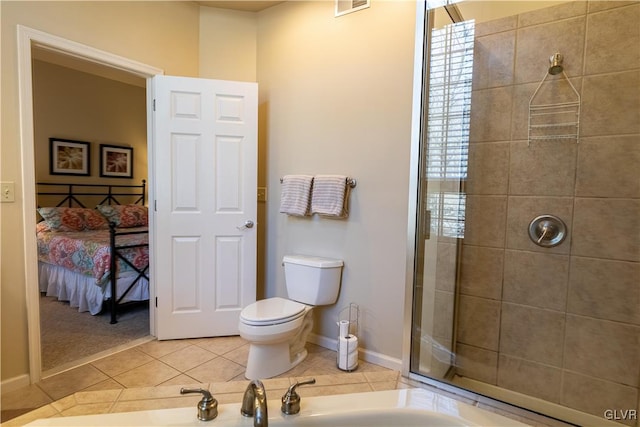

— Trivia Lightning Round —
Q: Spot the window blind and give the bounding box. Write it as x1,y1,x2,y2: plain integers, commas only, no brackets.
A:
425,19,474,238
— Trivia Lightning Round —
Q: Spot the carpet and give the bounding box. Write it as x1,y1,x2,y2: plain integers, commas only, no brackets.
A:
39,295,149,371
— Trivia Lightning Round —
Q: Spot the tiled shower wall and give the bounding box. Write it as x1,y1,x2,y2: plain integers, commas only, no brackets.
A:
453,1,640,424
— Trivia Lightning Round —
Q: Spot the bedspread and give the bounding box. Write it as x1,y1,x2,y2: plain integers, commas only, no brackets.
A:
37,227,149,288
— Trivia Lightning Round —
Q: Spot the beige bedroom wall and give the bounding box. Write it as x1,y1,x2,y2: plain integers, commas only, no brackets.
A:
1,0,199,383
32,60,147,190
257,0,417,362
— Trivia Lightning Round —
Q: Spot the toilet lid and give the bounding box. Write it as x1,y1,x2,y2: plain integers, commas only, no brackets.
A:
240,297,306,326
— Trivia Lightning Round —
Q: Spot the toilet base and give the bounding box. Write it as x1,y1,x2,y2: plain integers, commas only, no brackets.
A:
244,343,308,380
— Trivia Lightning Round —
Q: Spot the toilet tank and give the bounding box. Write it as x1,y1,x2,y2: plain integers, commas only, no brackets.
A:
283,255,344,306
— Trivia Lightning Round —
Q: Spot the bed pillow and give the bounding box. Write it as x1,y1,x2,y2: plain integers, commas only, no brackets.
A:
36,221,51,233
37,207,109,231
96,204,148,228
83,209,111,230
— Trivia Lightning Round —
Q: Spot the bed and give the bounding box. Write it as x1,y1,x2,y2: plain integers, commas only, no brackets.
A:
36,182,149,324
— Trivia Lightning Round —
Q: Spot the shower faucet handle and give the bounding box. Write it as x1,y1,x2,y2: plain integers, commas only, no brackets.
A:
528,215,567,248
537,224,550,244
281,378,316,415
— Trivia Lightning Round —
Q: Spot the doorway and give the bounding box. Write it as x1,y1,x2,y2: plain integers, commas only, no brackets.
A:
32,54,151,374
18,25,163,382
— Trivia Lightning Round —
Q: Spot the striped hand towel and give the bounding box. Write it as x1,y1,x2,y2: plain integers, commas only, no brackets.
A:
279,175,314,216
311,175,350,218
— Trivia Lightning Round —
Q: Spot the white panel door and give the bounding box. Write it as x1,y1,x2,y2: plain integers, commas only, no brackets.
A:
152,75,257,340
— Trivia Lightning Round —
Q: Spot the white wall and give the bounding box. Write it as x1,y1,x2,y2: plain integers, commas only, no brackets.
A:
257,0,417,362
199,6,258,82
198,6,269,299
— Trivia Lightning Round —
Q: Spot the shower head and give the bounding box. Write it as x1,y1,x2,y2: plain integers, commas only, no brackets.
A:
548,52,564,75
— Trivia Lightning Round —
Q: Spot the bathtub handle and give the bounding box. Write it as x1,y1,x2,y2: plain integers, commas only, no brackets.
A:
281,378,316,415
180,387,218,421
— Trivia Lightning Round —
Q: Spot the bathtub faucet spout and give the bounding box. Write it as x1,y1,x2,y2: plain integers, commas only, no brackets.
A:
241,379,268,427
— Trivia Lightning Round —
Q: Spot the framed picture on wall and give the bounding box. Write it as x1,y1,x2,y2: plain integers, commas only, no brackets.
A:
100,144,133,178
49,138,91,176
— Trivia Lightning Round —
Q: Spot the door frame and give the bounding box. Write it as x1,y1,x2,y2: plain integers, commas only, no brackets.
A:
17,25,163,383
402,0,427,378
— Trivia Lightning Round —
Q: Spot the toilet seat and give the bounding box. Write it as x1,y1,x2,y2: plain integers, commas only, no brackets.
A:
240,297,307,326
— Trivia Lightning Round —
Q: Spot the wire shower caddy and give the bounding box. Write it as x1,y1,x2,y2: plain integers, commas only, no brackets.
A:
528,52,581,146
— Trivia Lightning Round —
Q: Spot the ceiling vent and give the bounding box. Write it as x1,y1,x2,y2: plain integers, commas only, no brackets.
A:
335,0,370,17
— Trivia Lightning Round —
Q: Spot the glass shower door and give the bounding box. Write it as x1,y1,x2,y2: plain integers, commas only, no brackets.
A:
411,4,473,382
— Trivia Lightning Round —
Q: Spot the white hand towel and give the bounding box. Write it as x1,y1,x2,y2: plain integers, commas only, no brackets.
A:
279,175,314,216
311,175,350,218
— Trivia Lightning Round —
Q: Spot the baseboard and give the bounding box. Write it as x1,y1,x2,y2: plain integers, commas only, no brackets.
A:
1,374,30,395
308,333,403,372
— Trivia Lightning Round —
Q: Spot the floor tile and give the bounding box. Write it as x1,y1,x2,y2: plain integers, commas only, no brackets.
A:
135,339,193,359
60,402,117,417
113,360,181,388
209,380,252,394
3,337,404,426
38,364,109,401
119,384,205,401
358,360,393,372
50,394,77,413
295,373,367,387
74,389,122,405
221,343,249,366
185,356,246,383
157,373,205,388
262,377,292,390
231,372,248,381
159,344,217,372
363,370,400,383
370,381,398,391
273,360,313,378
301,382,372,397
1,384,53,410
82,378,125,392
91,348,154,377
192,336,247,355
216,392,246,405
111,396,200,413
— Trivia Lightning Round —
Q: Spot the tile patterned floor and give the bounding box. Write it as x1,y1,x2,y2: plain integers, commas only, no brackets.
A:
1,336,568,427
0,336,395,426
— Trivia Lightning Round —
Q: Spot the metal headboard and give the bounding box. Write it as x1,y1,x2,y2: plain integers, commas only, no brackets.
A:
36,180,146,208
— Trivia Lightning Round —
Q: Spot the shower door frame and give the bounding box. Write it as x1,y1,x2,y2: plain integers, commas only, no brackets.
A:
403,0,465,384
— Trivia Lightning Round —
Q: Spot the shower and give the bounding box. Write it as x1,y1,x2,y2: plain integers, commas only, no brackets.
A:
408,1,640,426
548,52,564,75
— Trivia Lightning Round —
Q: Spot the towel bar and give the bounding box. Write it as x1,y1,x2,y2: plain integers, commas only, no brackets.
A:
280,177,357,188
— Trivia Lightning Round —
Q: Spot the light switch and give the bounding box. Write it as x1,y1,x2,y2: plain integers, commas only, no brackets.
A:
1,182,15,203
257,187,267,202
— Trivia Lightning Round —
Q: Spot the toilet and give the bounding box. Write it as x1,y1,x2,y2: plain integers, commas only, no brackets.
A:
239,255,344,380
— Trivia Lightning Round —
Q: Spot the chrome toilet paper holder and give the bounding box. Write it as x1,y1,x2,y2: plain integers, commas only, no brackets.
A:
337,303,359,371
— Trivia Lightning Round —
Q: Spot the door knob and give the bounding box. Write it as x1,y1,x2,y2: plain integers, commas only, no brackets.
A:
237,220,254,230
